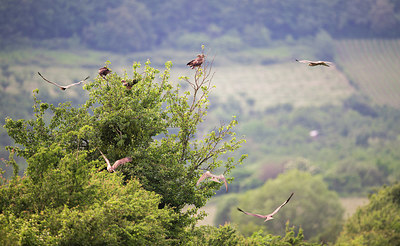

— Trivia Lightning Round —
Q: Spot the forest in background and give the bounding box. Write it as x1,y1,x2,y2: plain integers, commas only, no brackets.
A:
1,0,400,245
2,0,400,52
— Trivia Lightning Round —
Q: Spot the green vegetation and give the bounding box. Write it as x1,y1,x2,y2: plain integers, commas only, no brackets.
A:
0,60,249,244
1,1,400,244
0,58,329,245
2,0,400,52
335,182,400,245
226,170,344,243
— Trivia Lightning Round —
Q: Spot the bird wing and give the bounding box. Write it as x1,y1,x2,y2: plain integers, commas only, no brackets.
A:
38,72,89,90
187,59,195,66
318,61,334,67
38,72,65,89
237,208,266,219
112,157,133,170
196,171,211,186
98,149,111,168
269,192,294,216
296,59,313,64
220,175,228,192
62,76,90,89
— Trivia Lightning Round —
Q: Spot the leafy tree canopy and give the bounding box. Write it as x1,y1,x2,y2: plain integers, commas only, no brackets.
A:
0,58,247,243
229,170,344,243
335,182,400,245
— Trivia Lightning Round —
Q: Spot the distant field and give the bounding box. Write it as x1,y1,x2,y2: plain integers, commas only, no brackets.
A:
335,39,400,108
340,197,369,219
1,47,355,113
172,63,354,112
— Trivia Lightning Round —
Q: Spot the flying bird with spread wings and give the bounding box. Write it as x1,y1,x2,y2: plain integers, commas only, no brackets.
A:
196,171,228,192
38,72,89,91
237,193,294,222
99,66,111,78
187,54,205,69
296,59,334,67
98,149,133,173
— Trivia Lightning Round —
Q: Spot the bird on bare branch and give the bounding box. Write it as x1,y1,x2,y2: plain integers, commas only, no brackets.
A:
196,171,228,192
187,54,205,69
237,193,294,222
38,72,89,91
296,59,334,67
98,149,133,173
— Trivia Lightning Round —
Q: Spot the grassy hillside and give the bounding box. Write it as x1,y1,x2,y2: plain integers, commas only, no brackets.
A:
335,39,400,108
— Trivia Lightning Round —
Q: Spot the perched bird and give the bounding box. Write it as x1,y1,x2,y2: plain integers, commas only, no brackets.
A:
187,54,205,69
122,79,139,90
237,193,294,222
98,66,111,78
196,171,228,192
98,149,133,173
38,72,89,91
296,59,333,67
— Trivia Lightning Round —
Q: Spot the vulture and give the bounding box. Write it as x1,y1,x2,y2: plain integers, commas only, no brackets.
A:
187,54,205,69
237,193,294,222
38,72,89,91
196,171,228,192
98,149,133,173
296,59,333,67
98,66,111,78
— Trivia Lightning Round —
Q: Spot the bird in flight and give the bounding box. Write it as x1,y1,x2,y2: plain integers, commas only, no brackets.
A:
196,171,228,192
237,192,294,222
99,66,111,78
98,149,133,173
296,59,333,67
38,72,89,91
187,54,205,69
122,79,139,90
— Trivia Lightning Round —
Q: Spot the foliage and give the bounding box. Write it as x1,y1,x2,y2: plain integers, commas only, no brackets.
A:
229,170,344,243
230,103,400,195
2,0,400,51
0,174,176,245
190,223,321,246
1,58,246,243
335,182,400,245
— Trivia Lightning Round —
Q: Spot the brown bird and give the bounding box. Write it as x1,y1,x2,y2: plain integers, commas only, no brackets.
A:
122,79,139,90
187,54,205,69
98,149,133,173
237,193,294,222
196,171,228,192
98,66,111,78
38,72,89,91
296,59,333,67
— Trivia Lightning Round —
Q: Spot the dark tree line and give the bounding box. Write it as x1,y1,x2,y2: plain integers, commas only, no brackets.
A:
2,0,400,52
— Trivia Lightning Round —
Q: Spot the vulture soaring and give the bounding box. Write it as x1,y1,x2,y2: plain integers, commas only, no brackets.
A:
296,59,333,67
237,193,294,222
98,149,133,173
38,72,89,91
196,171,228,192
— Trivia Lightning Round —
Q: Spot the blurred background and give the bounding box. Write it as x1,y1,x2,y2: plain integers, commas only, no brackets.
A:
1,0,400,242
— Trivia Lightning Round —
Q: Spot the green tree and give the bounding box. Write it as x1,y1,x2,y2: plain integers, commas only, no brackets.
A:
229,170,344,243
1,57,246,243
335,182,400,245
